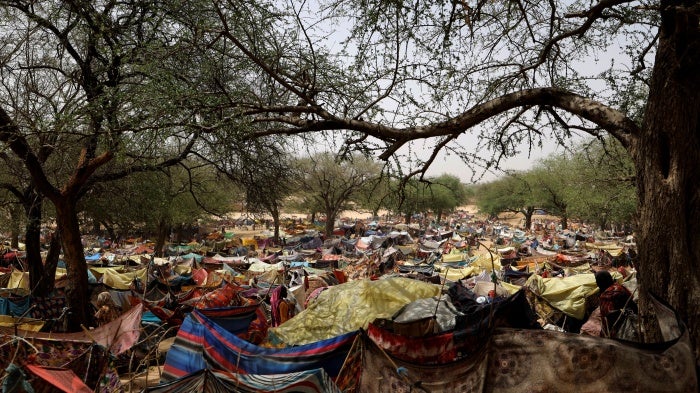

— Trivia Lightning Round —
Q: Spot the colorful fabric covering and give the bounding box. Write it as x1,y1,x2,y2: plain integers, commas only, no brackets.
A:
198,303,268,344
269,277,440,345
0,315,44,331
193,283,255,309
25,364,92,393
524,273,600,319
368,290,540,365
147,368,341,393
0,295,31,316
0,303,143,355
161,309,357,386
101,267,148,290
0,334,121,392
29,295,66,320
359,294,697,392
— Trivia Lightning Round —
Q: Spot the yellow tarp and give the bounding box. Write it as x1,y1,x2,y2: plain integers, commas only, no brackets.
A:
89,266,126,280
585,243,624,257
0,315,44,331
101,267,148,290
6,268,67,290
525,273,605,320
174,264,192,275
437,253,502,281
269,277,441,345
441,249,468,263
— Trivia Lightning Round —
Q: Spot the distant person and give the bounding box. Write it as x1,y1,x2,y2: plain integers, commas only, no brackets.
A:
94,291,120,327
595,271,638,338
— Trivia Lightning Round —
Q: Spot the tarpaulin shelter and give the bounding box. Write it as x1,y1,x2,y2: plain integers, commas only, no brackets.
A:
162,309,357,387
358,295,696,392
147,368,341,393
268,277,441,345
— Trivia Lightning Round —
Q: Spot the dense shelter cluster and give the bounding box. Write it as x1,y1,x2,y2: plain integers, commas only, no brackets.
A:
0,212,696,392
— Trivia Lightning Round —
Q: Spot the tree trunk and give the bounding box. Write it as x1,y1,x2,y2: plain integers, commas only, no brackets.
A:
324,209,336,238
560,213,568,230
92,218,101,235
270,203,281,243
25,189,51,297
523,207,534,231
40,229,61,296
404,212,411,224
102,221,117,243
9,204,21,249
154,218,169,257
55,199,90,332
631,1,700,364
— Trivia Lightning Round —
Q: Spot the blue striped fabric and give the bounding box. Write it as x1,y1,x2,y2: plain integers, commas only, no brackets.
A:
162,308,357,382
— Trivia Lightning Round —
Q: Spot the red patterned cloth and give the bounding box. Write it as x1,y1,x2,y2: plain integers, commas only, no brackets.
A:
194,283,255,309
599,283,635,337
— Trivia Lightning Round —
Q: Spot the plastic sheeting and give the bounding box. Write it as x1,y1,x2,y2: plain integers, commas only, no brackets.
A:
525,273,604,320
393,295,463,332
101,267,148,290
269,277,441,345
5,268,67,290
437,253,503,281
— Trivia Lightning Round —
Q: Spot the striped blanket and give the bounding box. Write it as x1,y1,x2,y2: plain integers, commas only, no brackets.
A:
147,368,341,393
162,308,357,384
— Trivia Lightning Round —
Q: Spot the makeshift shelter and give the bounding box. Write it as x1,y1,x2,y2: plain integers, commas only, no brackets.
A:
147,368,341,393
268,277,441,345
359,294,696,392
161,308,358,387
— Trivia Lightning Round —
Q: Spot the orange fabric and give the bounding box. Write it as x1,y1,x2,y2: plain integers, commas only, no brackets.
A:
26,365,92,393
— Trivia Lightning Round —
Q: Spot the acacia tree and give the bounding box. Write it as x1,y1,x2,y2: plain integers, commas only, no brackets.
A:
529,155,574,230
211,138,295,243
202,0,700,358
566,138,637,231
476,173,538,229
0,2,233,329
427,174,469,223
294,153,381,237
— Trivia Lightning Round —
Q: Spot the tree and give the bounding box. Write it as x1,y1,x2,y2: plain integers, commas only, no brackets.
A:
202,0,700,357
213,138,295,243
566,138,637,231
529,155,574,230
294,153,381,237
80,163,236,255
426,174,469,223
0,2,230,329
476,173,538,228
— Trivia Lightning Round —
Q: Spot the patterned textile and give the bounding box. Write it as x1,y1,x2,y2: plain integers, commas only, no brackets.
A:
198,303,268,343
161,309,357,388
334,334,363,393
1,303,143,356
25,364,92,393
193,283,255,309
0,334,121,392
147,368,341,393
29,296,66,320
599,283,636,338
359,294,697,393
